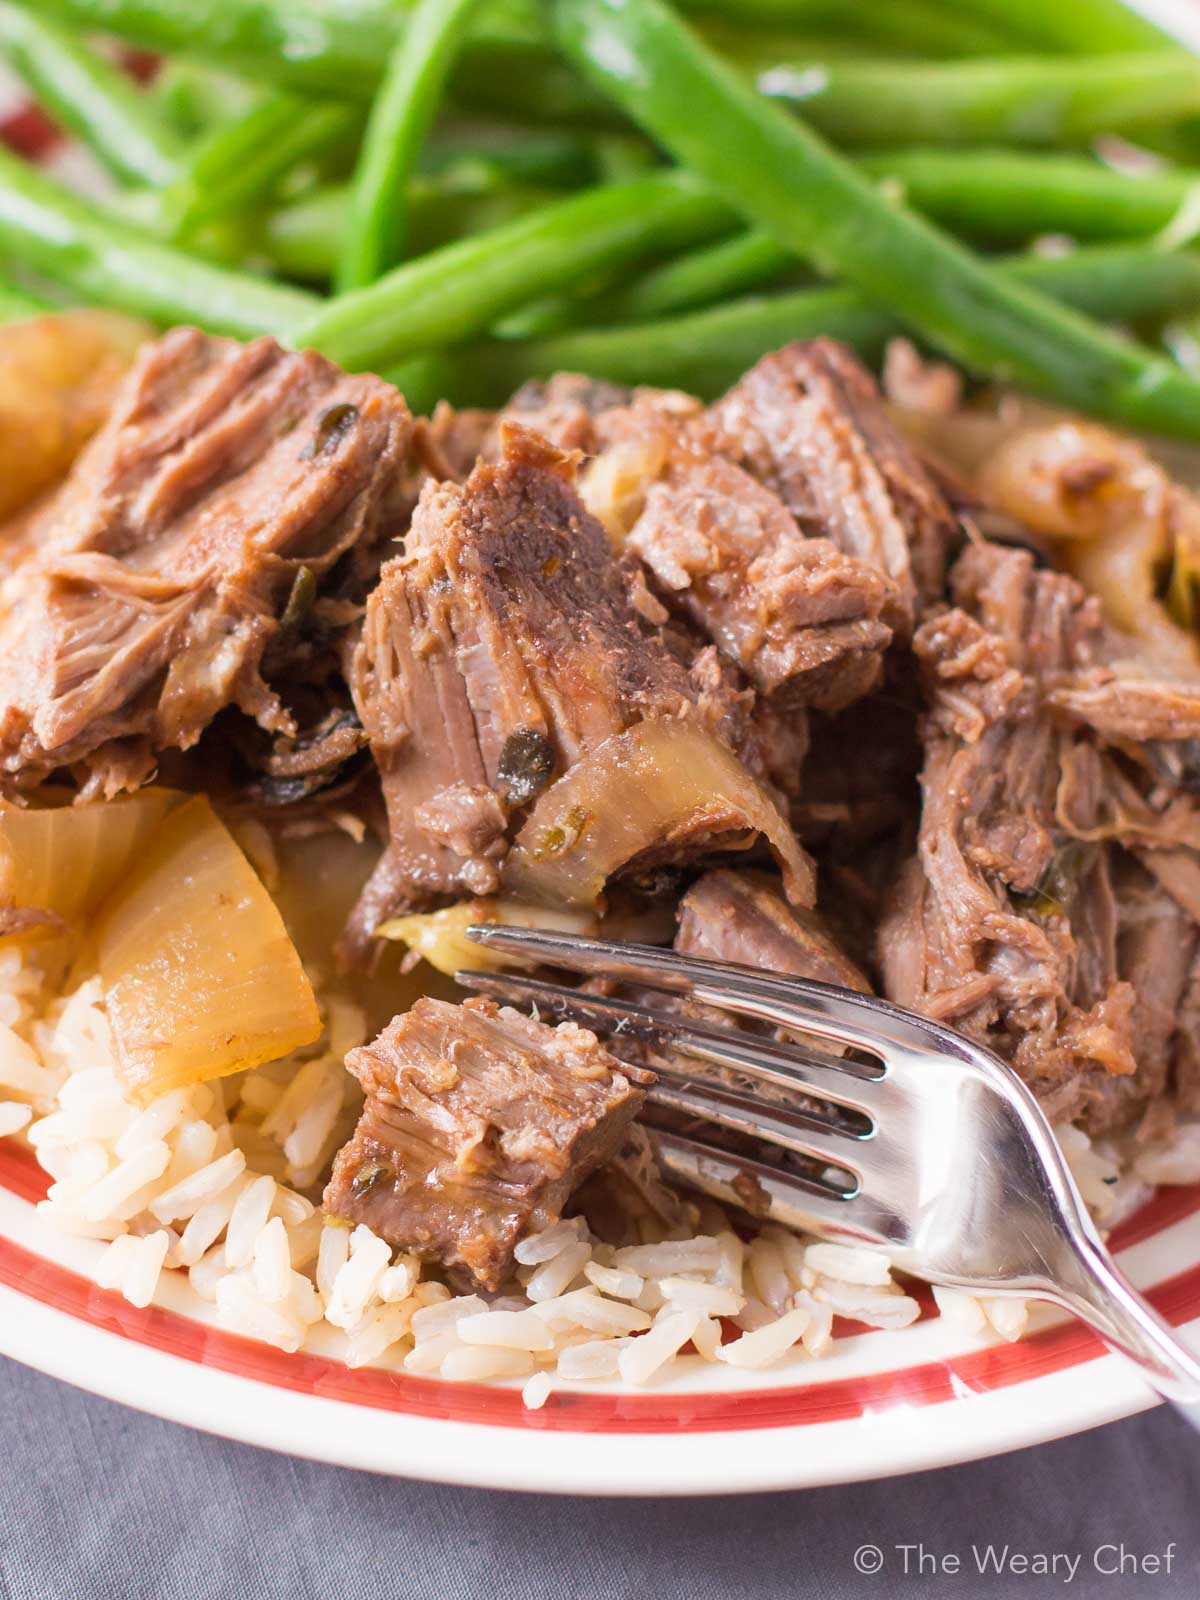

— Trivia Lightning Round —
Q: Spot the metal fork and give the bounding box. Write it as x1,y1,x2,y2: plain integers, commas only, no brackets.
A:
460,926,1200,1407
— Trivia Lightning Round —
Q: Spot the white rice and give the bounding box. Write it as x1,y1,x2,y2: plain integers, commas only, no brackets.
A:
2,944,1199,1406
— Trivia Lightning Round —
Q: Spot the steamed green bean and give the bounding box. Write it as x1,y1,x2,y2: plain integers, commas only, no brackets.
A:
161,91,359,235
409,244,1200,407
0,2,182,186
0,146,319,338
550,0,1200,438
606,149,1200,322
338,0,483,291
293,171,735,369
756,52,1200,147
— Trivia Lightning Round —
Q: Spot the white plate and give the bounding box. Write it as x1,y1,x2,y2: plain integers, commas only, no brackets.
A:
2,1138,1197,1494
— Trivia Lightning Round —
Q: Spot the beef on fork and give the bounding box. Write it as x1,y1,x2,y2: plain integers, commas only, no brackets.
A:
675,868,870,993
324,995,651,1288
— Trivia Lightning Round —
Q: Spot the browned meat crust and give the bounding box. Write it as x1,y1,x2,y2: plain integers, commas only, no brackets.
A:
324,995,651,1288
0,328,411,798
879,541,1200,1133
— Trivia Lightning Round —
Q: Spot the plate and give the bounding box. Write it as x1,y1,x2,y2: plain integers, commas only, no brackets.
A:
2,1136,1198,1494
2,2,1200,1496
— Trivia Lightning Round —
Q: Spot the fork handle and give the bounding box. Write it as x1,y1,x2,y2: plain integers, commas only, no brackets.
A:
1053,1234,1200,1407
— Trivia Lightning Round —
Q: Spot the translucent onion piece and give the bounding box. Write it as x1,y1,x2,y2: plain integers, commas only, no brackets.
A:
502,718,815,910
269,826,459,1031
97,794,321,1104
0,787,179,941
976,418,1200,674
377,900,599,977
0,310,151,520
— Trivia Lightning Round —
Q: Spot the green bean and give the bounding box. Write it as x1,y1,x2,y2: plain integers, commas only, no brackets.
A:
550,0,1200,439
26,0,1011,127
0,146,319,338
32,0,616,126
702,3,1017,62
950,0,1174,54
753,53,1200,148
597,231,794,321
590,134,659,183
291,172,736,370
160,90,360,235
152,62,259,138
609,150,1200,323
0,3,182,187
35,0,406,98
864,148,1200,246
411,245,1200,409
262,178,566,281
338,0,482,292
422,129,598,189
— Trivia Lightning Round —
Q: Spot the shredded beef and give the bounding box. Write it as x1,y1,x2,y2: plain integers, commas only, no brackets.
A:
708,339,958,627
576,387,896,715
0,328,411,798
623,431,894,711
324,995,650,1287
879,540,1200,1132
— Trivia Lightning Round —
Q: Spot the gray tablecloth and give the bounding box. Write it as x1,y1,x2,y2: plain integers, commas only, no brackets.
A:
0,1355,1195,1600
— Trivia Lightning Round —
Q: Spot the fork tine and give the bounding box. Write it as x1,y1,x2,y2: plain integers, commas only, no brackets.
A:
457,968,881,1119
649,1129,895,1248
647,1068,868,1174
465,927,949,1058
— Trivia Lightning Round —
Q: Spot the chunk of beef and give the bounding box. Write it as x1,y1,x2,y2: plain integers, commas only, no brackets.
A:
345,424,812,950
676,869,870,993
0,328,411,798
879,541,1200,1133
324,995,650,1288
708,339,959,626
1111,855,1198,1129
577,389,896,714
624,435,894,712
1173,950,1200,1114
1046,671,1200,745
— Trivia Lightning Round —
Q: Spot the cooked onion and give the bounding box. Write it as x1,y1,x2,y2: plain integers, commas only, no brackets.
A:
269,825,459,1030
0,310,150,521
976,419,1200,675
502,718,815,910
0,787,179,941
377,900,599,977
97,794,321,1103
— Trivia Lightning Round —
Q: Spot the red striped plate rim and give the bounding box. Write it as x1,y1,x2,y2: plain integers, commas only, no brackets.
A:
3,1139,1198,1433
